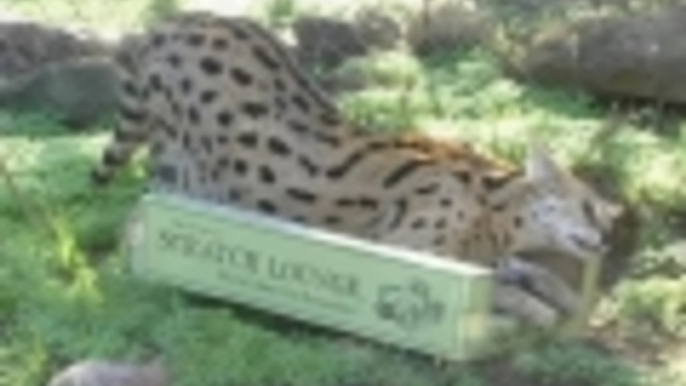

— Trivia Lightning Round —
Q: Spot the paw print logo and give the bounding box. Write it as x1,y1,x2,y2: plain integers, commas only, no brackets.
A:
375,279,445,331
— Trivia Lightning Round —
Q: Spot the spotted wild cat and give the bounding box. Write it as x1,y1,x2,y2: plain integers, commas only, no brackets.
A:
93,12,621,326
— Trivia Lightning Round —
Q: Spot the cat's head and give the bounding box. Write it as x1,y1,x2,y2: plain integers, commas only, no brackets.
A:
509,146,622,260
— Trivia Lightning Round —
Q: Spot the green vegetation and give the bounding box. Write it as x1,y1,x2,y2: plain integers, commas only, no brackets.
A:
1,1,685,386
1,0,180,30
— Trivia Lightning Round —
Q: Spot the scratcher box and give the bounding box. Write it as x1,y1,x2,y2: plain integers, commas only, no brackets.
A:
129,193,600,361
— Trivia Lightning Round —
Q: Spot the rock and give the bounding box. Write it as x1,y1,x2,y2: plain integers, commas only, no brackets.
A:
507,6,686,104
46,359,167,386
293,16,368,70
0,57,119,128
405,0,490,56
0,21,108,77
352,7,403,51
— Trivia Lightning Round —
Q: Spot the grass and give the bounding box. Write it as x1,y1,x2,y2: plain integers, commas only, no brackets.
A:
1,1,686,385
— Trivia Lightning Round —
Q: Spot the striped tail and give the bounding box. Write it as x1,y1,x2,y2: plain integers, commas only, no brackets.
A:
91,35,150,186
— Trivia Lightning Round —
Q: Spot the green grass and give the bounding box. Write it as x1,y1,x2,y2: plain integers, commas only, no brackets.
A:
1,2,685,385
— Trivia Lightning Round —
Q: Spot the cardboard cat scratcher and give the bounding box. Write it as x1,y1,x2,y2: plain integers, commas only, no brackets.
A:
129,193,601,361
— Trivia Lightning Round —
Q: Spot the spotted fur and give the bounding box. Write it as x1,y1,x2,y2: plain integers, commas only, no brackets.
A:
93,12,621,325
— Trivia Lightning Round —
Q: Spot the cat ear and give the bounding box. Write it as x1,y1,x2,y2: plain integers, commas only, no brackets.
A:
525,144,566,187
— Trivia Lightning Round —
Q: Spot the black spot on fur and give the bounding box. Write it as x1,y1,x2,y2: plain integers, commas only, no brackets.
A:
182,132,191,150
324,216,341,225
180,77,193,94
291,216,306,224
154,118,178,140
257,200,277,214
383,160,432,188
287,187,317,203
242,102,269,118
151,33,166,47
287,120,309,134
173,102,185,118
411,218,425,229
320,112,341,126
201,136,213,153
217,110,234,127
416,183,439,195
275,97,287,112
388,199,408,230
359,197,378,209
291,94,310,113
482,173,519,191
237,132,258,148
252,45,280,70
148,73,163,92
167,53,182,68
139,86,150,101
212,37,229,50
200,56,223,75
217,157,230,169
491,203,506,212
230,25,250,40
234,159,248,175
259,165,276,184
200,90,217,104
435,218,447,229
274,78,287,92
327,142,387,179
231,67,253,86
187,106,201,125
453,170,472,185
228,189,242,201
440,198,452,207
433,236,446,246
119,106,145,123
186,33,205,46
313,132,340,147
298,155,319,177
217,134,230,144
210,168,222,181
267,136,291,156
513,216,523,228
122,81,137,97
335,198,355,207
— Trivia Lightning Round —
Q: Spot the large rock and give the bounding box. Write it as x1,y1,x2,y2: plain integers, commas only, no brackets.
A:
507,6,686,104
0,21,119,128
405,0,490,56
352,6,403,51
0,21,107,77
293,16,368,70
